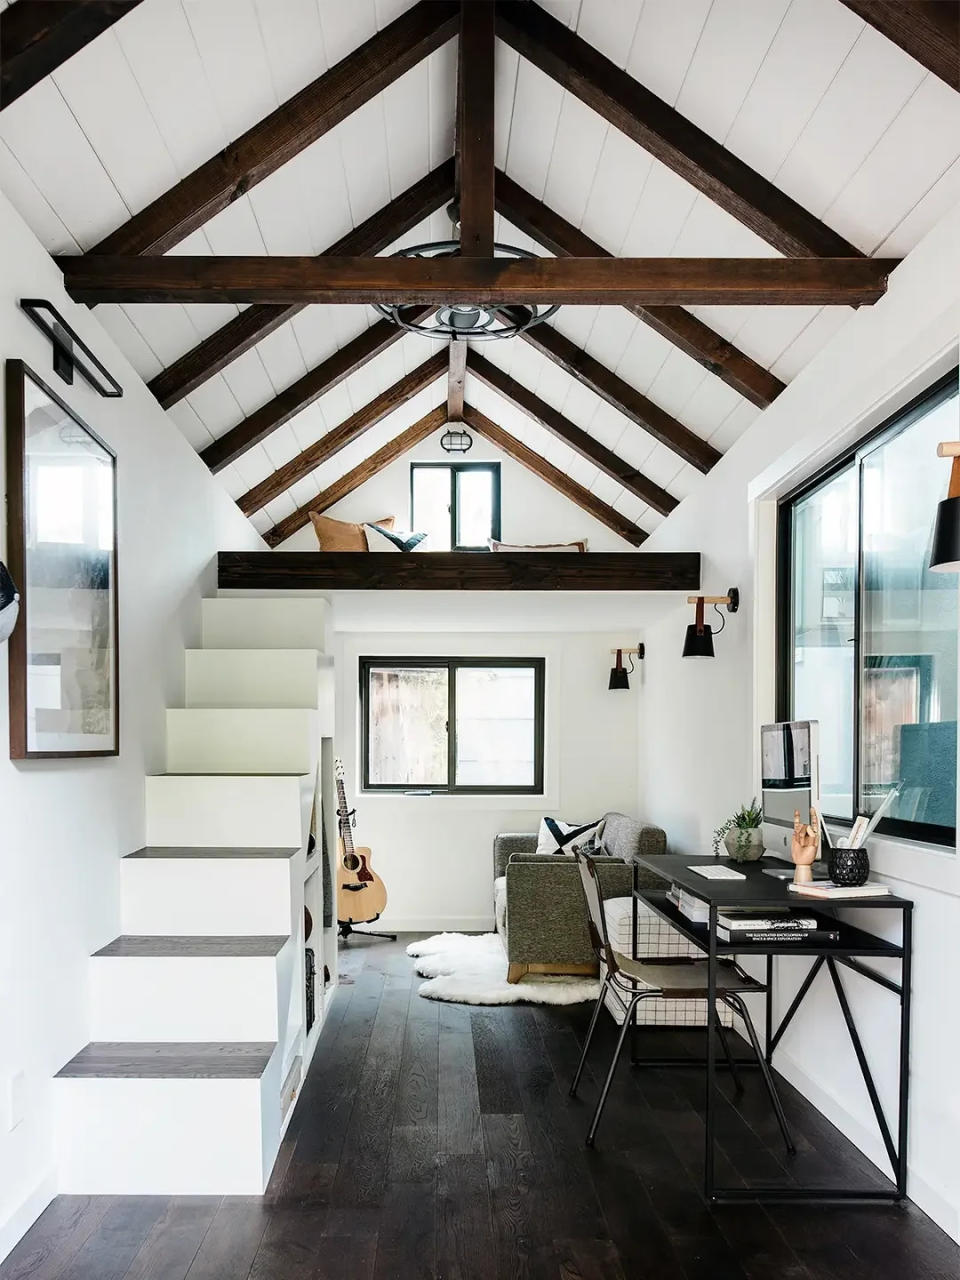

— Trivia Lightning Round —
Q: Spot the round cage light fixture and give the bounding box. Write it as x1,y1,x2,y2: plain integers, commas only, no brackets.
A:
440,425,473,454
373,241,559,340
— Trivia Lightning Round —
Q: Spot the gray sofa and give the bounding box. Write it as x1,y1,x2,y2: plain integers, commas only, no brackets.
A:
494,812,668,982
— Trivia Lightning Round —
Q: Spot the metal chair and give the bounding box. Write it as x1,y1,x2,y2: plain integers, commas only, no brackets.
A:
569,847,795,1152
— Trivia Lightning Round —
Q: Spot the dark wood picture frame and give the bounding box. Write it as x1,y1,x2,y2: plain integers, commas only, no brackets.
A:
5,359,119,759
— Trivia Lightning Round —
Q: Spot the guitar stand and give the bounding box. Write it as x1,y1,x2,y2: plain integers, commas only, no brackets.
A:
338,918,397,943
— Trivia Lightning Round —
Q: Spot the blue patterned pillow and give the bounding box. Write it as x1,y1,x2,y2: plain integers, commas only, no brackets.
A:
364,523,428,552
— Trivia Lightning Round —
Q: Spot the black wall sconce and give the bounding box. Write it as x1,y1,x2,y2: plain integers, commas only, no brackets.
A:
609,644,644,690
19,299,122,397
682,588,739,658
930,441,960,572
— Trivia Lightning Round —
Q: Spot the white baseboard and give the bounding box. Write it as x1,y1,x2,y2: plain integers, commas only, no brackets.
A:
0,1173,57,1266
377,915,495,935
776,1049,959,1244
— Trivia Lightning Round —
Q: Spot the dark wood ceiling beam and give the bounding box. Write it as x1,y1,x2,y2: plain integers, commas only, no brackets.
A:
495,170,785,409
495,1,863,259
87,1,458,256
456,1,495,256
149,160,455,409
219,549,701,592
839,1,958,92
461,404,647,546
264,404,448,546
447,339,467,421
517,323,720,474
201,312,430,473
467,351,677,516
57,255,897,306
1,1,144,109
237,350,447,515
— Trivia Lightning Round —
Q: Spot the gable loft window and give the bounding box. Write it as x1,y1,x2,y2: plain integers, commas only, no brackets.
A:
777,371,959,847
360,657,545,794
410,462,501,551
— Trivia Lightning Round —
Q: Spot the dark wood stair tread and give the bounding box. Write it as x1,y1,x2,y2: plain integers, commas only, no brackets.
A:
125,846,299,859
56,1042,276,1079
93,935,289,958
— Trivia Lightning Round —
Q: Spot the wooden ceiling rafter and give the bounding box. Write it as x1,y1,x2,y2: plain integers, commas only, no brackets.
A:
839,1,959,93
263,404,449,547
236,349,448,516
87,0,459,257
466,351,677,517
0,1,145,110
494,170,785,410
462,404,647,546
56,255,897,307
494,0,865,259
447,340,467,422
150,160,455,409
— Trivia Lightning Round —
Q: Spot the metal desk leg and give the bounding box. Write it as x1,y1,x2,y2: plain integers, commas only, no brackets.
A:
631,862,639,1065
897,906,913,1200
765,954,773,1065
705,902,717,1200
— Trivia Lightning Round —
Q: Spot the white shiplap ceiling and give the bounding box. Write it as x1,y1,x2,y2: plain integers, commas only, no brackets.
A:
1,0,958,544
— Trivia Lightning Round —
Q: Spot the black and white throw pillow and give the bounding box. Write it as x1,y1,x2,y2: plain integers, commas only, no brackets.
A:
364,522,428,552
536,816,604,856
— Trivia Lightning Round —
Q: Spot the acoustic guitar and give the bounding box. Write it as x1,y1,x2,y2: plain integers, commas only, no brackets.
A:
335,760,388,933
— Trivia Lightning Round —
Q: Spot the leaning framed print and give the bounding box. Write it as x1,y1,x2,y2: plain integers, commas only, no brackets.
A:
5,360,119,758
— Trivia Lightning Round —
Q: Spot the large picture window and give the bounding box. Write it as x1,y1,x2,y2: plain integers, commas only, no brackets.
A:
410,463,500,551
360,657,544,794
777,372,959,845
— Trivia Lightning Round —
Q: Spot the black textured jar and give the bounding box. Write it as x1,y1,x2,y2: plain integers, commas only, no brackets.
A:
829,846,870,886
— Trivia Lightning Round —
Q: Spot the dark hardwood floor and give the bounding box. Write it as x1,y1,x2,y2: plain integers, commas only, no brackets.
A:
4,936,958,1280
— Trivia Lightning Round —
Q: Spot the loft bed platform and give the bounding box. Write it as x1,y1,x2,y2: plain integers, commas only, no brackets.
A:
217,551,701,592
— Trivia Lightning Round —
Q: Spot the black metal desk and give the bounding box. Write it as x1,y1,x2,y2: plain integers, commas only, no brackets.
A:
631,853,913,1205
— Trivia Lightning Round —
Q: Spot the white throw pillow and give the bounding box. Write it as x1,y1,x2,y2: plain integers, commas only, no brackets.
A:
364,522,428,552
536,816,604,856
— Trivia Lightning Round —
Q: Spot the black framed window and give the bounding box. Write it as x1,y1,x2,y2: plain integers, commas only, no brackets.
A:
777,371,959,846
360,656,544,794
410,462,501,551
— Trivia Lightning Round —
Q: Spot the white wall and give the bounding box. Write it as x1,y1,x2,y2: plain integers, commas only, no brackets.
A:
637,201,960,1239
0,189,263,1259
335,628,640,932
277,433,636,551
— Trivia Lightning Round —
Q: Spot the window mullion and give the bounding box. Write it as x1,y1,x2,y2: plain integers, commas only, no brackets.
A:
852,454,865,821
447,660,458,793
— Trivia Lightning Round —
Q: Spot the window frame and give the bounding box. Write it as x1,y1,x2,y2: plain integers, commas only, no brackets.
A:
409,461,502,551
776,369,959,847
359,655,545,795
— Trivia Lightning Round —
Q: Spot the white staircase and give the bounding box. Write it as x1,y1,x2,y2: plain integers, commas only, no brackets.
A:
54,596,336,1195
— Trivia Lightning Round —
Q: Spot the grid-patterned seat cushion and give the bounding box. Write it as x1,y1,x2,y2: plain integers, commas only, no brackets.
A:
601,897,732,1027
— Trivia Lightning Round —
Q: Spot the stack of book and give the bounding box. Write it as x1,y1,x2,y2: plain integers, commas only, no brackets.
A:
788,880,891,900
715,909,839,946
666,882,710,925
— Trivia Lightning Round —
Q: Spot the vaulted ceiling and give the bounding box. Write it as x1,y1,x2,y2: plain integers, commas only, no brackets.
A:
1,0,957,548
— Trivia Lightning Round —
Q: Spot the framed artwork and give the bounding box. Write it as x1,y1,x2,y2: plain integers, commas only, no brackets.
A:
5,360,118,758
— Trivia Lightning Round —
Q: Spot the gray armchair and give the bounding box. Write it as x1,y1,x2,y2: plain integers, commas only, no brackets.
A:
493,812,668,983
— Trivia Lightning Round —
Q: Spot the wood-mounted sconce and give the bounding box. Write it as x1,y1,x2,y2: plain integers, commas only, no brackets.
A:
608,644,644,690
682,588,739,658
930,442,960,572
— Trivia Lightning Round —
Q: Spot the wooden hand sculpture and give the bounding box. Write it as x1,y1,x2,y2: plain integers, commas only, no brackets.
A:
791,808,820,884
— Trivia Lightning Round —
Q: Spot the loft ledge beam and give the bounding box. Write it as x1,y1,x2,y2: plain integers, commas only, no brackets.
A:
55,256,898,306
217,551,701,593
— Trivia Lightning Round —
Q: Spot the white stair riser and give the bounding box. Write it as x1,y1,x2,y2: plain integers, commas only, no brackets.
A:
165,709,318,775
202,597,328,650
122,859,293,936
185,650,321,709
55,1072,280,1195
90,955,283,1041
145,775,306,848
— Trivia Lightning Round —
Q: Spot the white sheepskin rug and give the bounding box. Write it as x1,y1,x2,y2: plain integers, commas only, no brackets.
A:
406,932,600,1006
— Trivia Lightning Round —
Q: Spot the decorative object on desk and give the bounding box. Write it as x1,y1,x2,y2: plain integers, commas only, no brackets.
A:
608,644,643,691
440,424,473,453
536,815,604,856
930,441,960,572
682,588,739,658
19,299,122,397
712,797,764,860
829,844,871,886
5,361,118,758
791,807,820,884
0,562,19,643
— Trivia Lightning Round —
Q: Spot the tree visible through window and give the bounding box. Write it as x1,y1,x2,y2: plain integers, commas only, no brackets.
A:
361,657,544,793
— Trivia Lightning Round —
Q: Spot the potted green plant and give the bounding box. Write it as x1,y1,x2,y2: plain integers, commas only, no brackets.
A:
713,798,764,862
